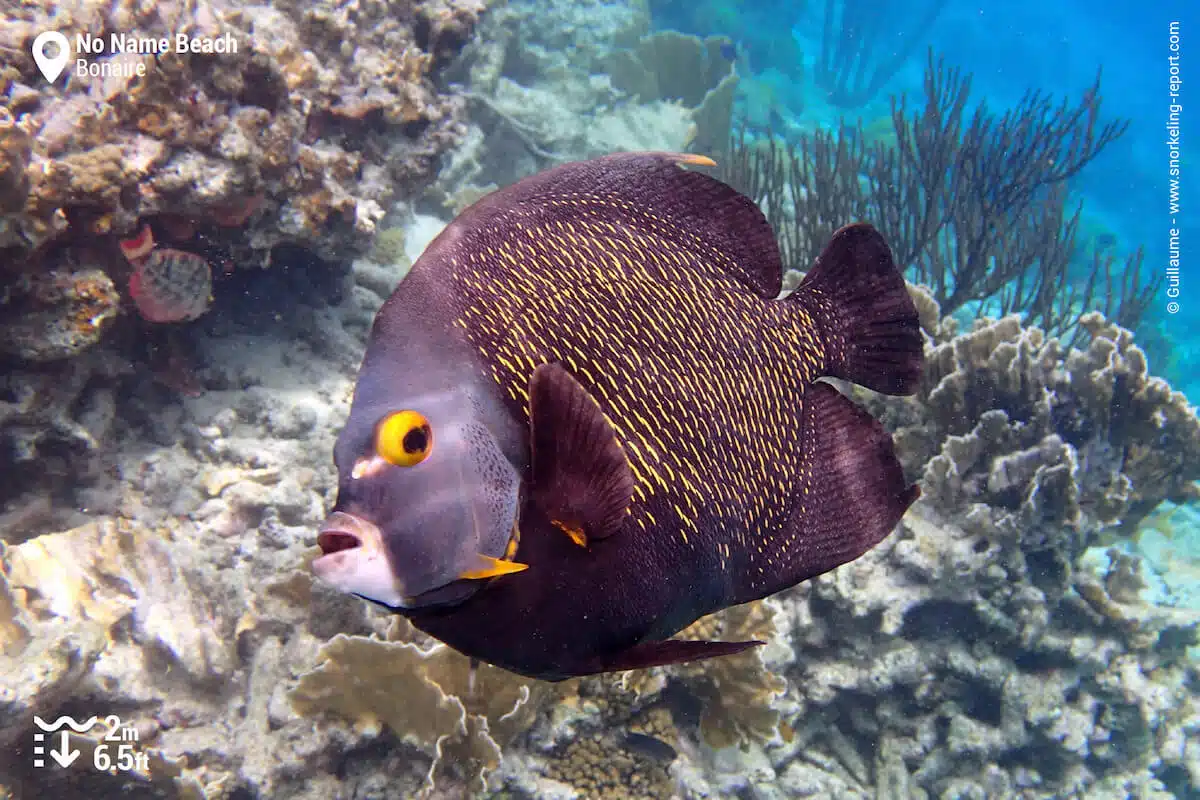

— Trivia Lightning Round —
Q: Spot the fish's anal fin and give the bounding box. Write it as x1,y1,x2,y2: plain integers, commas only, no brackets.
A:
743,381,918,602
789,222,923,396
529,362,634,544
588,639,764,674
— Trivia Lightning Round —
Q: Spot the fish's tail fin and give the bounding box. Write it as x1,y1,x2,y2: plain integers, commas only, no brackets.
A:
787,223,923,396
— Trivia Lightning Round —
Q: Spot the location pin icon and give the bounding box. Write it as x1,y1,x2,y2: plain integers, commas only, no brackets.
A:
32,31,70,83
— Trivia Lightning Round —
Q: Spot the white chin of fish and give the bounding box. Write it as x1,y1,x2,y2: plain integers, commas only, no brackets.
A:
313,540,411,609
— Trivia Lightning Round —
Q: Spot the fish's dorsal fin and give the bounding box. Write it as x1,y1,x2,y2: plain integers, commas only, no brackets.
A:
436,152,784,299
528,362,634,546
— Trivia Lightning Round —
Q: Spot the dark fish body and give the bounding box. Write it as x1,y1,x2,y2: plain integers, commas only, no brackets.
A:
317,152,922,681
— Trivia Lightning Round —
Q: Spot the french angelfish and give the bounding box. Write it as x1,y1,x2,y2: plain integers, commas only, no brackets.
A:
313,152,923,681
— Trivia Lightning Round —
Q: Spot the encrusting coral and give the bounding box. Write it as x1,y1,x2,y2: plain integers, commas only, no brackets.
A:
0,266,121,362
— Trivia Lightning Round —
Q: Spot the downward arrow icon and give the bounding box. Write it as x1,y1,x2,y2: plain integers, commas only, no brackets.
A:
50,731,79,767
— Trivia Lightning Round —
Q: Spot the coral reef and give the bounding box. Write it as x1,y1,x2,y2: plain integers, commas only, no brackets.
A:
762,503,1200,798
876,303,1200,541
777,300,1200,797
0,0,486,526
0,3,1197,798
0,266,120,361
1,216,1198,800
0,347,130,537
431,0,734,210
1,0,481,268
290,617,550,796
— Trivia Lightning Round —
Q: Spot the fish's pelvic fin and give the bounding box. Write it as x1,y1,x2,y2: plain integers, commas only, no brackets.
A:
529,362,634,545
790,223,923,395
585,638,764,674
738,381,918,603
458,553,530,580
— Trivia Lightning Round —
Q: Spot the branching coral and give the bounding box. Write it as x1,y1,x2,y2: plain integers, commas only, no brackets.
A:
724,51,1154,341
814,0,948,108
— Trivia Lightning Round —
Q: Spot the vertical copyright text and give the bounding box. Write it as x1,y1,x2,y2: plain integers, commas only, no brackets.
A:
1167,21,1182,314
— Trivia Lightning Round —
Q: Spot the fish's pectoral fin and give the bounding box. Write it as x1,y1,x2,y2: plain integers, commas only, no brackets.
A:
585,639,764,674
552,519,588,548
458,553,529,580
732,381,918,604
529,362,634,546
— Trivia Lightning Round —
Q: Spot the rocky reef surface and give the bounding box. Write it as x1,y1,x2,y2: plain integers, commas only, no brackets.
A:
0,0,486,534
3,254,1197,798
1,0,1198,798
1,0,480,271
0,0,741,539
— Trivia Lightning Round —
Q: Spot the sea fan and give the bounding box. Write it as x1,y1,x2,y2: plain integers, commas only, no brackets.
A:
129,248,213,323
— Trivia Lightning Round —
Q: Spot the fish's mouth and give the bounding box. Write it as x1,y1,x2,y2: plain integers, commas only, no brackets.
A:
318,529,361,555
312,511,387,575
312,511,412,609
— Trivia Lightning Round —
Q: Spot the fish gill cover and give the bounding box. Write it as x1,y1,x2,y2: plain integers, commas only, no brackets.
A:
0,0,1198,799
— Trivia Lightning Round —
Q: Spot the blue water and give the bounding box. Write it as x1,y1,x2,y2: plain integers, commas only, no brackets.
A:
653,0,1199,397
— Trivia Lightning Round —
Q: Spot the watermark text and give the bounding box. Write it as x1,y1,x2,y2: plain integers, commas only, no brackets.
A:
1167,21,1183,314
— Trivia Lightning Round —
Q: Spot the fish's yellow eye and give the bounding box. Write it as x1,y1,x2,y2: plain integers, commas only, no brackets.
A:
376,410,433,467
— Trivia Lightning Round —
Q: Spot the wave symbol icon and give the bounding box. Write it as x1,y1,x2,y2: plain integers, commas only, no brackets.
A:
33,716,98,733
